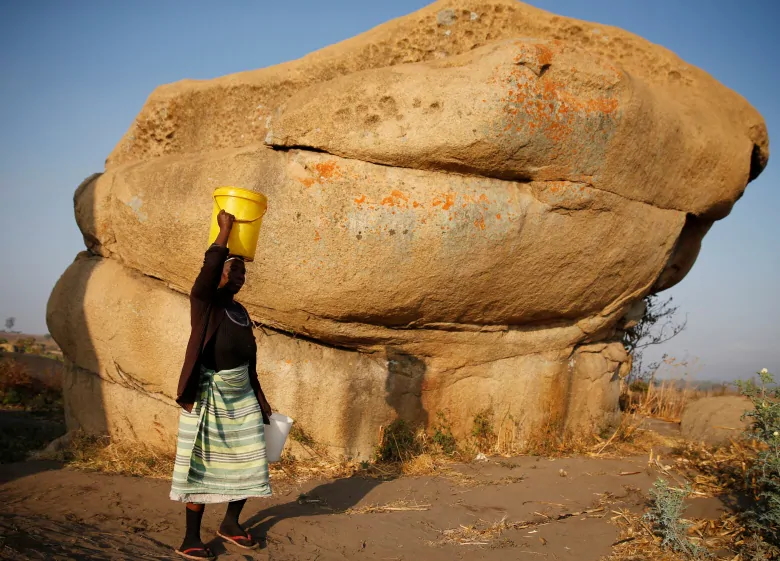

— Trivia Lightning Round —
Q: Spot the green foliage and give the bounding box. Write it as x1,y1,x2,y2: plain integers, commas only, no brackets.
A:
14,337,38,354
376,419,419,463
431,411,457,455
737,369,780,550
471,408,496,452
644,478,709,558
0,359,62,412
629,379,650,393
289,424,316,448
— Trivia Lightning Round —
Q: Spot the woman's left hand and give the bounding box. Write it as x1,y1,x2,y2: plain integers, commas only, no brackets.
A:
260,397,273,419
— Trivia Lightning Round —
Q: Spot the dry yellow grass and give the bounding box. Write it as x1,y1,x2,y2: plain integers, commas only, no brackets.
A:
345,499,431,515
606,507,748,561
671,439,764,497
430,506,610,547
624,378,732,423
59,432,174,479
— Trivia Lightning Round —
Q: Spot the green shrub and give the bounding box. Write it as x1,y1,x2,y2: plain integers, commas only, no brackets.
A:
471,408,496,451
644,478,708,558
289,424,316,448
629,379,650,393
737,369,780,550
431,411,457,455
376,419,419,463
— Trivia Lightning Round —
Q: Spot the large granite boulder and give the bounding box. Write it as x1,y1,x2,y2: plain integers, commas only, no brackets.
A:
47,0,767,458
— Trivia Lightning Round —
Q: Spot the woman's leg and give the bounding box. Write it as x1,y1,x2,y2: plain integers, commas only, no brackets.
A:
179,502,208,554
219,499,247,537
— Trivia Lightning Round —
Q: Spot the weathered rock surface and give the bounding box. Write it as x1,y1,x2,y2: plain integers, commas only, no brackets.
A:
47,0,767,457
680,396,752,446
47,255,626,455
77,146,684,344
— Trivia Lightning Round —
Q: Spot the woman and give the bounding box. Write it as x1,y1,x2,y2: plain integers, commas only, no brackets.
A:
170,209,273,560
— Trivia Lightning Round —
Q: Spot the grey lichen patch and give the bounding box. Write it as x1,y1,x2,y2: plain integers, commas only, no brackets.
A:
437,9,457,26
127,196,148,223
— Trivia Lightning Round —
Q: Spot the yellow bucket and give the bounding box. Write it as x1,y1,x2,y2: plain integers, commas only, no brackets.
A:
207,186,268,261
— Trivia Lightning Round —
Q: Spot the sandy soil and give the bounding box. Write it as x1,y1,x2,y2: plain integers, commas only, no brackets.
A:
0,452,733,561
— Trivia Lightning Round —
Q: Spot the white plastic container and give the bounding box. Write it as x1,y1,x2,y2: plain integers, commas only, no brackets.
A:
265,413,294,462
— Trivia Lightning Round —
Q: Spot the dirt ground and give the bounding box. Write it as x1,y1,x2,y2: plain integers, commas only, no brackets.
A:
0,450,732,561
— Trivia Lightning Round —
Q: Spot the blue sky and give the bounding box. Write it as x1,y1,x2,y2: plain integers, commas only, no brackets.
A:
0,0,777,381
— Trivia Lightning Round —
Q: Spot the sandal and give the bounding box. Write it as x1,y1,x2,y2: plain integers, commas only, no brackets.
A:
175,546,216,560
217,530,259,550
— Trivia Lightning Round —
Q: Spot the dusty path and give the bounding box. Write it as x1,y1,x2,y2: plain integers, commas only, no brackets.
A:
0,455,729,561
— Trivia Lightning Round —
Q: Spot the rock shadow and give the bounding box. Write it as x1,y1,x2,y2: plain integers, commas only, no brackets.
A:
384,348,429,428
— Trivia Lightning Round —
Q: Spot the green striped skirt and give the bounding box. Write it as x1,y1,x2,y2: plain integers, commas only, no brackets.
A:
169,364,272,504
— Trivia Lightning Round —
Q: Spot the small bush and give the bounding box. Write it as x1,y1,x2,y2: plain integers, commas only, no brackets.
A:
471,409,496,451
431,411,457,455
629,379,649,393
376,419,420,463
737,369,780,550
644,478,708,558
0,359,61,412
289,424,316,448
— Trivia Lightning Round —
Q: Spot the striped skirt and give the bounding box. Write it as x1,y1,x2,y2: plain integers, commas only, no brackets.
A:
169,364,272,504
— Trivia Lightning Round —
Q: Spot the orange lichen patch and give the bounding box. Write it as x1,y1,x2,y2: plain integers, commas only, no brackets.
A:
354,194,367,204
314,230,321,242
296,160,343,188
496,213,502,220
491,41,622,170
431,192,457,210
474,217,486,230
381,189,411,208
314,161,341,180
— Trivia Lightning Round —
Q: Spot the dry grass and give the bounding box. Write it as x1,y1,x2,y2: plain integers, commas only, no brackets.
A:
431,507,609,547
670,440,764,497
272,411,677,487
475,411,677,460
345,499,431,515
56,432,174,479
52,393,685,486
606,507,747,561
623,379,733,423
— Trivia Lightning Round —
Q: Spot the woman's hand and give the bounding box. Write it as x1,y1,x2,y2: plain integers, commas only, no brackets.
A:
217,209,235,231
260,396,273,420
214,210,235,247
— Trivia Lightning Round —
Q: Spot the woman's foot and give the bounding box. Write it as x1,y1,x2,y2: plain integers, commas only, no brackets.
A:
175,538,215,560
217,522,259,550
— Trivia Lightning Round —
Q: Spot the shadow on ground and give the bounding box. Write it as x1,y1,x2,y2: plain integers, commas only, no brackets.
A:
0,512,173,561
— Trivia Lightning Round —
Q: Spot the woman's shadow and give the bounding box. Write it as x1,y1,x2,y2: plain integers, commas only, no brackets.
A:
214,476,385,552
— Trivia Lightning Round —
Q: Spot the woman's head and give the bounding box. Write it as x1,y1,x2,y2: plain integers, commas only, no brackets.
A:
219,256,246,294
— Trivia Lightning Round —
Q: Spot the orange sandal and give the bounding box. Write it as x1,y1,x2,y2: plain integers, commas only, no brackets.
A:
175,546,216,560
217,530,259,550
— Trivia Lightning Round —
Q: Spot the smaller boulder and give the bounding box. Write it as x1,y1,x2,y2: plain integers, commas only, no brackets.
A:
680,396,752,446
